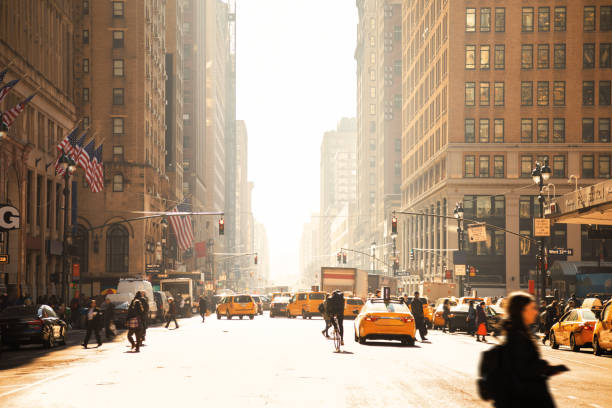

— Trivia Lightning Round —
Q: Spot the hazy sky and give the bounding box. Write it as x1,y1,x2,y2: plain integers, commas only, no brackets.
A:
236,0,357,282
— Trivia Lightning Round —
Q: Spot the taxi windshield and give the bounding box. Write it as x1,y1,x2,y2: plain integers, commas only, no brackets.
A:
347,299,364,305
234,296,252,303
581,310,597,320
309,293,325,300
368,302,410,313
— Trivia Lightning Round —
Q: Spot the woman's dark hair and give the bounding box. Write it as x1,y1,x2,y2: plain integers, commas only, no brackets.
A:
444,299,449,305
504,291,534,333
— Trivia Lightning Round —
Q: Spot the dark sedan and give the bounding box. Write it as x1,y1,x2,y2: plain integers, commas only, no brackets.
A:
270,296,290,318
0,305,67,349
447,304,503,335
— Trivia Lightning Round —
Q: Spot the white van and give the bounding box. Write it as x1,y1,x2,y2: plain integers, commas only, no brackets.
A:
117,279,158,320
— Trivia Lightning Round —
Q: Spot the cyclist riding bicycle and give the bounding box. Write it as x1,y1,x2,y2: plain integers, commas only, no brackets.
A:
325,290,345,346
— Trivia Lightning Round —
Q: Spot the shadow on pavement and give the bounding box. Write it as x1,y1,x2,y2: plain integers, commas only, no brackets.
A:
362,341,421,348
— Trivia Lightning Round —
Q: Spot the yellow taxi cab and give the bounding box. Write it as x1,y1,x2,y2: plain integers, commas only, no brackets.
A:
215,294,257,320
458,296,484,305
550,308,598,352
287,292,327,318
433,298,458,329
354,298,416,346
593,299,612,355
344,297,365,318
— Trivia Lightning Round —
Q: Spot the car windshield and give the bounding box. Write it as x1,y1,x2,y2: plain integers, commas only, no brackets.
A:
347,299,364,305
367,302,410,313
252,296,260,302
309,293,325,300
234,296,252,303
581,310,597,320
273,297,289,303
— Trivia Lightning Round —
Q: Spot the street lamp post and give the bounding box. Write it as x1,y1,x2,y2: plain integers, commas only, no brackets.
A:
370,242,376,273
453,202,464,296
58,153,77,305
532,159,552,302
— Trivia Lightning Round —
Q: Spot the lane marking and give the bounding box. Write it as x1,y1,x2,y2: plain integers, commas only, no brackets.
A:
0,370,72,398
590,404,604,408
567,395,577,400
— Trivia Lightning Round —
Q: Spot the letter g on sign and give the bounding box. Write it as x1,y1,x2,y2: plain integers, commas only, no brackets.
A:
0,205,21,230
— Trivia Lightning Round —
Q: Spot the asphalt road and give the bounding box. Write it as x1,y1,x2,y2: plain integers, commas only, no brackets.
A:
1,313,611,408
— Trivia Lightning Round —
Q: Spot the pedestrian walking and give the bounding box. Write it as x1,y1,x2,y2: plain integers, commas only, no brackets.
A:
409,291,428,341
479,291,568,407
475,301,488,342
442,299,452,333
102,297,116,340
126,293,145,352
140,291,149,342
82,299,102,349
467,300,476,336
542,300,558,344
165,297,179,329
319,296,332,338
199,294,208,323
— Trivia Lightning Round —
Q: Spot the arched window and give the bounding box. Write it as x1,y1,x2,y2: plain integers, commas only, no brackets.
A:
113,174,124,192
106,225,129,273
74,225,89,276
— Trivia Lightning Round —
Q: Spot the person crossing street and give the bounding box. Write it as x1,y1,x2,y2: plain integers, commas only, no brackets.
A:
82,299,102,349
409,291,428,342
199,294,208,323
166,297,179,329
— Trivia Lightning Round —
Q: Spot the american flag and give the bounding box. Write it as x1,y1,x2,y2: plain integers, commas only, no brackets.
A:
0,79,19,104
70,132,87,162
168,203,194,251
78,139,95,178
2,93,34,127
55,127,81,176
90,144,104,193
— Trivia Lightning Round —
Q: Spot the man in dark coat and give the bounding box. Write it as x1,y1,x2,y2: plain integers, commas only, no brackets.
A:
165,297,179,329
198,295,208,323
409,291,427,341
102,297,116,340
140,291,149,342
542,300,558,344
82,299,102,348
127,293,145,352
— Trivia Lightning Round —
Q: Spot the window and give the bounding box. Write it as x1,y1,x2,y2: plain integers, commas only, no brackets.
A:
83,30,89,44
553,156,566,178
537,119,549,143
113,88,124,105
466,8,476,32
537,82,549,106
584,6,596,32
521,156,533,177
493,156,504,178
491,82,504,107
553,119,565,143
479,119,490,143
113,145,124,161
82,88,89,103
369,192,375,204
494,45,505,69
480,82,490,106
465,82,475,106
521,82,533,106
584,43,596,69
600,155,611,178
112,174,124,192
494,119,504,143
600,81,611,105
369,156,376,168
83,116,90,129
465,45,476,69
394,139,401,152
369,70,375,81
106,225,128,274
495,8,505,32
369,139,376,150
583,81,595,105
112,1,124,17
83,0,89,15
369,104,376,115
112,118,124,135
113,31,124,48
553,81,565,106
537,44,549,69
554,44,566,69
480,45,490,69
113,59,125,77
369,121,376,133
465,119,475,142
582,155,595,178
554,7,566,31
479,156,490,178
480,8,491,32
465,156,475,177
601,44,612,68
603,6,612,31
538,7,550,31
521,45,533,69
521,119,533,143
82,58,89,73
600,118,611,142
583,118,595,142
522,8,534,32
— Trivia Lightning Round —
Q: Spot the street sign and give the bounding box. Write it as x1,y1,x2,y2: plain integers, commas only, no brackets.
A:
0,205,20,231
146,264,162,274
454,264,466,276
534,218,550,237
0,254,8,264
394,271,410,277
467,224,487,243
547,248,573,256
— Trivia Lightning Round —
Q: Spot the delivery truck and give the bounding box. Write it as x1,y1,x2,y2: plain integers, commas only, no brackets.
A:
419,282,458,303
320,267,368,299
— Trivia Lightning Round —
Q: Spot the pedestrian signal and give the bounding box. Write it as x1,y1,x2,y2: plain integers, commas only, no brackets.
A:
219,218,225,235
391,216,398,235
337,252,342,263
254,254,258,265
469,266,476,277
342,252,347,264
410,249,415,261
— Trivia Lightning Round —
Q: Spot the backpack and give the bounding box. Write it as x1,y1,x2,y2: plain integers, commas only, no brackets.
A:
326,291,344,315
477,344,507,401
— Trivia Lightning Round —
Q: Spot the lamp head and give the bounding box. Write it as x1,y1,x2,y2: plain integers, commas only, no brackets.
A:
541,160,552,181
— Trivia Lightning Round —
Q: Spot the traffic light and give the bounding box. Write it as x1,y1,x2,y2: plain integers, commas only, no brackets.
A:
342,252,347,264
218,218,225,235
337,252,342,264
391,216,398,235
254,254,258,265
393,259,399,272
409,249,415,261
469,266,477,277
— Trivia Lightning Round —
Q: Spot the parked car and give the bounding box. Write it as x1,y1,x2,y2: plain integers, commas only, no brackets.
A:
154,291,170,322
111,301,129,328
0,305,67,349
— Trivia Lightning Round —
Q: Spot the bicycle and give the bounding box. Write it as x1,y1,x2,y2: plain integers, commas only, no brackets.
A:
330,315,341,352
